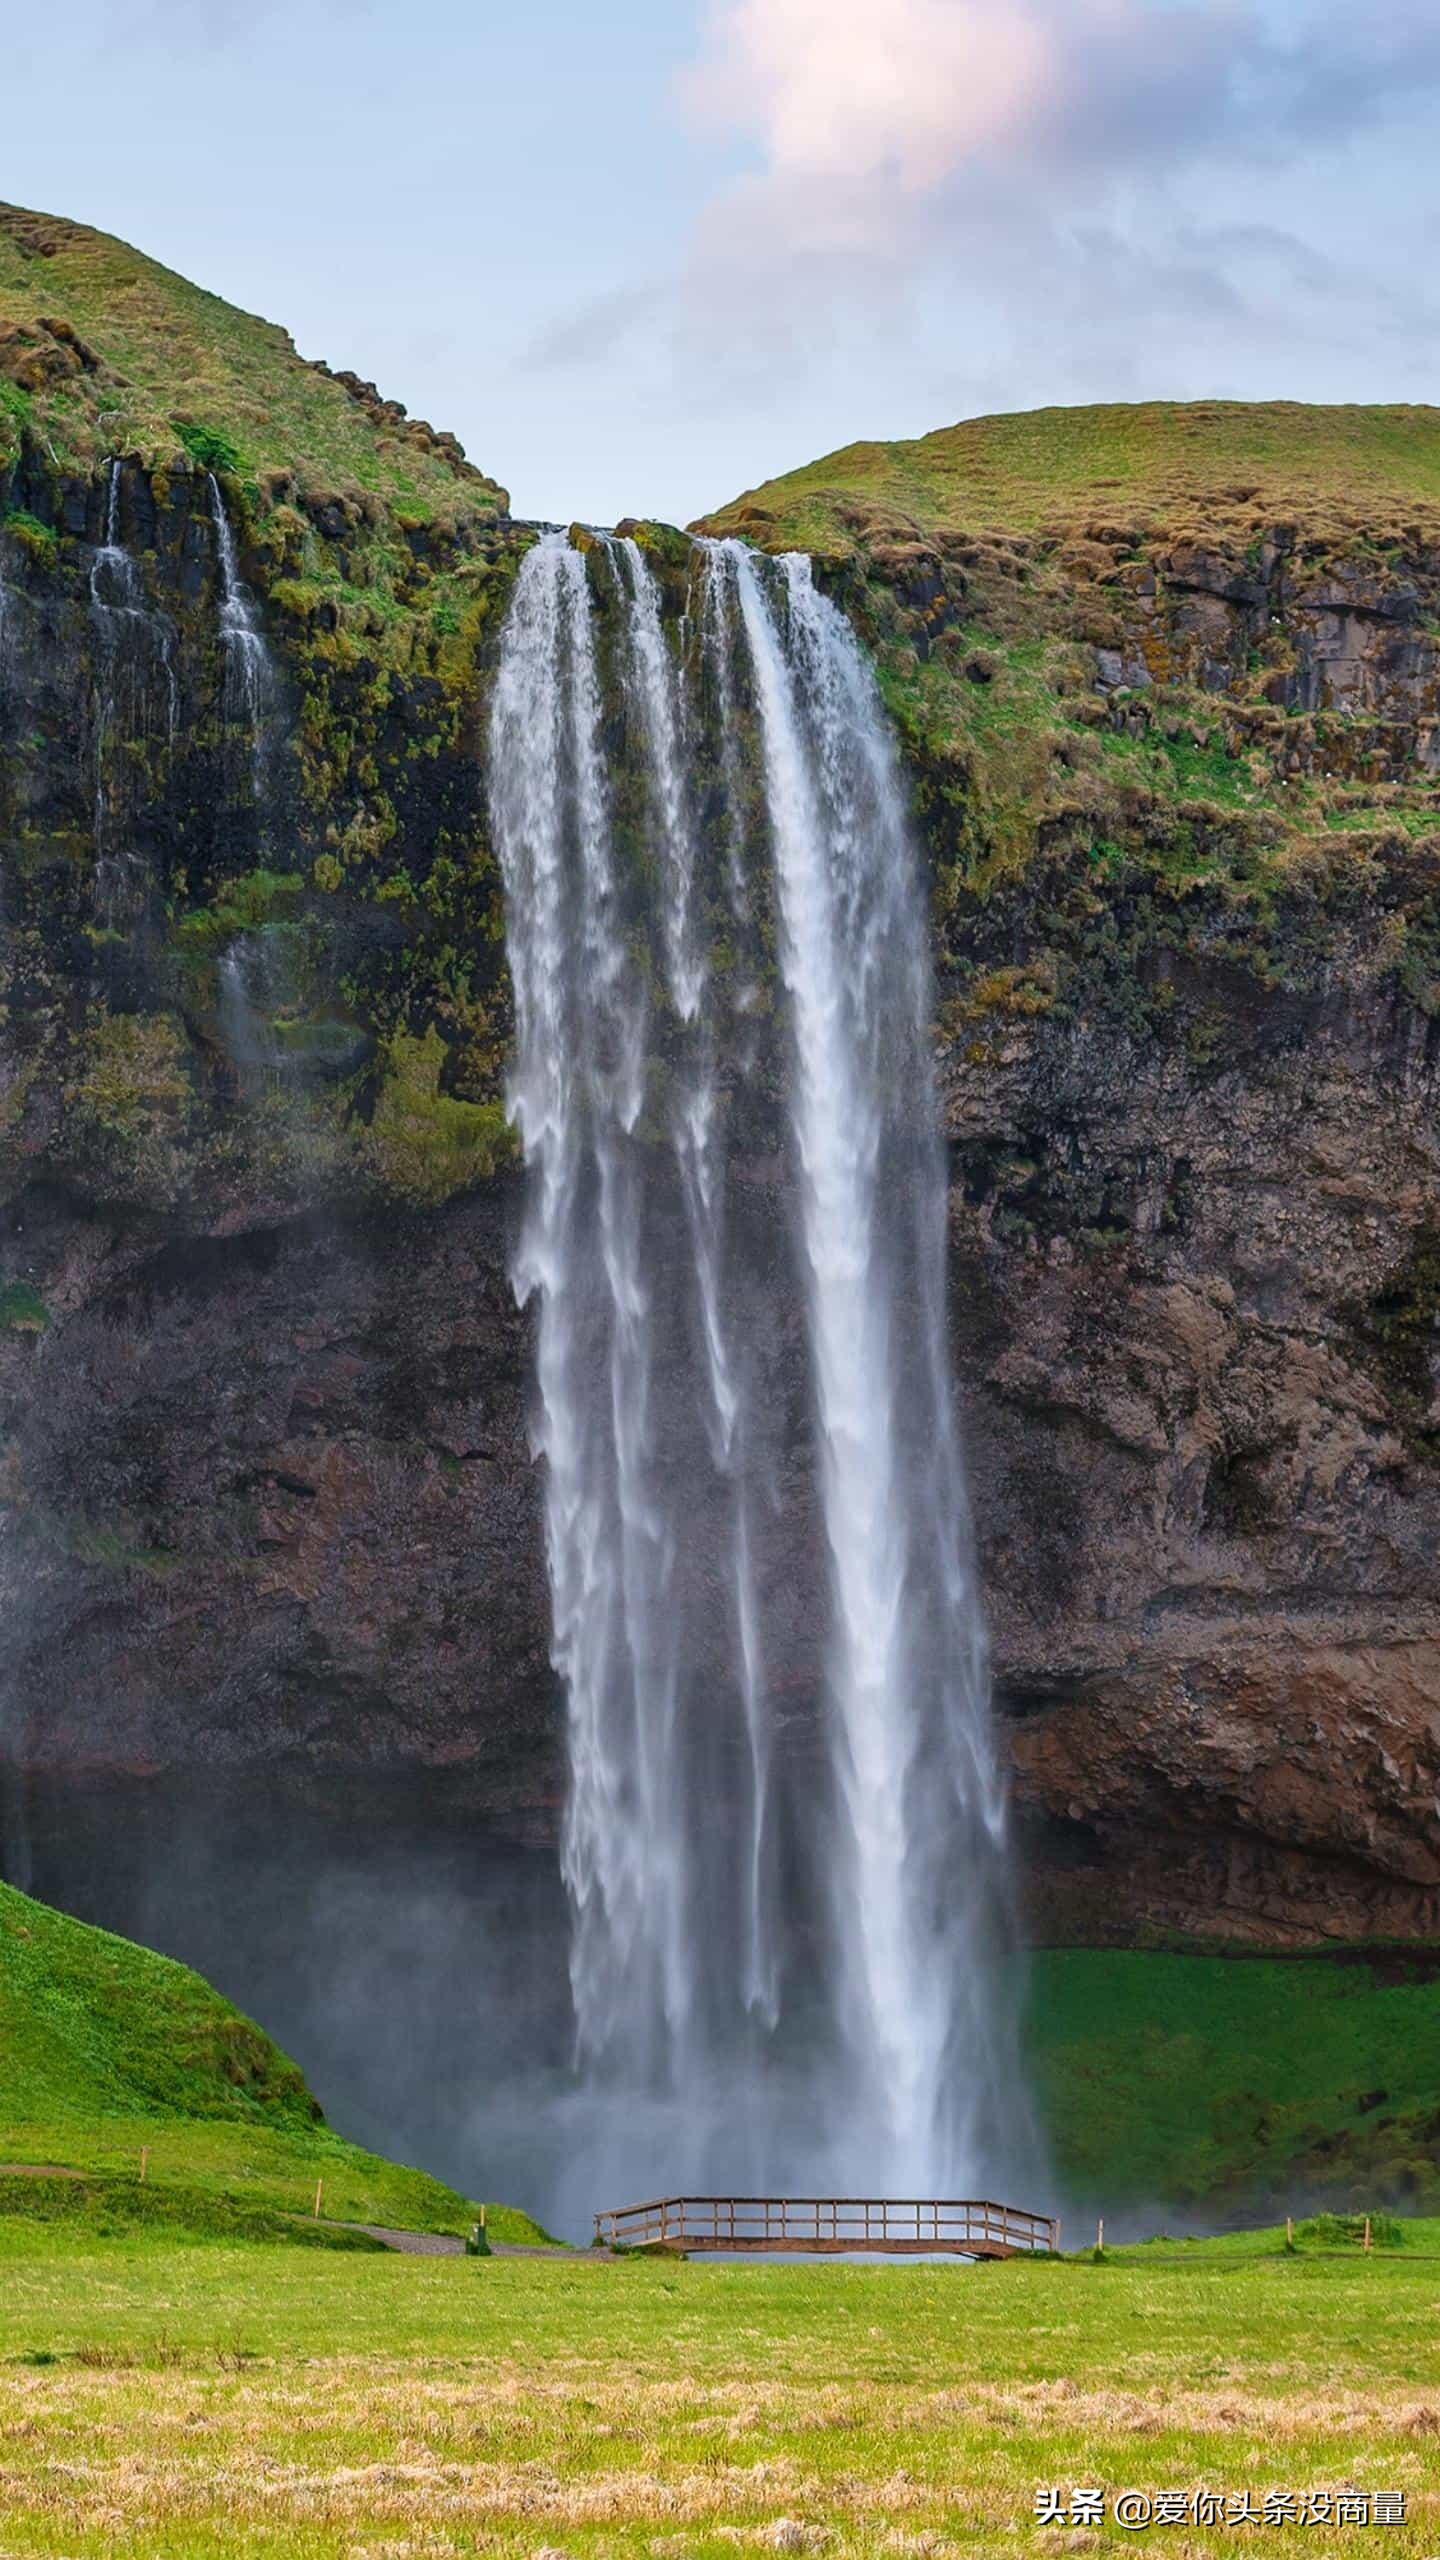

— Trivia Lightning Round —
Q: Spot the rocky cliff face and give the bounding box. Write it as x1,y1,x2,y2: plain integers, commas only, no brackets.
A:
4,263,1440,1960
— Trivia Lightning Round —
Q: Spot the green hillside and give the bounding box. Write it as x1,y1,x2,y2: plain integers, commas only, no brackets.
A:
1030,1948,1440,2215
0,199,505,522
703,396,1440,553
0,1880,549,2245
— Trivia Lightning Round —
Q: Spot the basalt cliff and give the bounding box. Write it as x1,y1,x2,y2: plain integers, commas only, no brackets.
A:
3,203,1439,1960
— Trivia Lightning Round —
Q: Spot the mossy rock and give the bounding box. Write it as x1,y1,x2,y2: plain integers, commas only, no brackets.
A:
0,1281,47,1334
361,1026,515,1205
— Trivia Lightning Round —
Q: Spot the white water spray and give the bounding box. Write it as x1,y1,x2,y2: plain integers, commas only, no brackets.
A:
490,531,1027,2213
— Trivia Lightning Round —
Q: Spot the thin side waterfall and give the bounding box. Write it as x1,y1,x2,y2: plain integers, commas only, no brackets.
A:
490,530,1030,2219
89,459,178,907
208,473,274,801
218,926,305,1095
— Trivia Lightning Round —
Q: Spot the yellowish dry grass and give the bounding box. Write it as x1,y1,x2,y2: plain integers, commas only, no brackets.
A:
0,2241,1437,2556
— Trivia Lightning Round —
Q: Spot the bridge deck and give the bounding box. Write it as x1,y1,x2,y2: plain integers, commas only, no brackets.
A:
593,2196,1058,2258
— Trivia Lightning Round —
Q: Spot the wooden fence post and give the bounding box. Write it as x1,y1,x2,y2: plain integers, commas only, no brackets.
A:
1363,2215,1372,2254
313,2177,324,2220
1286,2215,1294,2249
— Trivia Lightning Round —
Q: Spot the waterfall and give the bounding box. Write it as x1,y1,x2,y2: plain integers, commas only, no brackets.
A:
88,459,178,908
218,926,303,1094
490,530,1028,2216
208,473,274,801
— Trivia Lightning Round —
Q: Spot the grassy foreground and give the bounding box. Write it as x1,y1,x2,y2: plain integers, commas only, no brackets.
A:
0,2223,1437,2557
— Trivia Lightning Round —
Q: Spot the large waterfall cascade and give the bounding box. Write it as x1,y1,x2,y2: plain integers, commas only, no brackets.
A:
490,531,1029,2212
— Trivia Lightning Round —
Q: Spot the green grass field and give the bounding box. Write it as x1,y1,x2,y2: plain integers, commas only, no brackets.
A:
0,2220,1437,2557
1028,1948,1440,2212
4,1872,1440,2551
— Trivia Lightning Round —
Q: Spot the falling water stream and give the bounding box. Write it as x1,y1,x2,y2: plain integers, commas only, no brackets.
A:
208,473,274,803
491,533,1028,2215
88,459,178,905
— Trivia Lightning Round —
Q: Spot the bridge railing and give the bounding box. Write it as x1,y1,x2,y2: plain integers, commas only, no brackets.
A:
592,2195,1058,2255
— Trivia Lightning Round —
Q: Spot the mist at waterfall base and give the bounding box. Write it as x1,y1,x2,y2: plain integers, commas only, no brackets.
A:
487,532,1034,2231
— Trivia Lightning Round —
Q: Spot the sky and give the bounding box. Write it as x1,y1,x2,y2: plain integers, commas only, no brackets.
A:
6,0,1440,525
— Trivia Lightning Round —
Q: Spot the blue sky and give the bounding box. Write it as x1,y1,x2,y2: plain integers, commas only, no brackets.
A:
6,0,1440,525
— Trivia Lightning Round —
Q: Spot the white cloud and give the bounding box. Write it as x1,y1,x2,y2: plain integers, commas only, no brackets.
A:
682,0,1258,238
684,0,1053,199
677,0,1440,274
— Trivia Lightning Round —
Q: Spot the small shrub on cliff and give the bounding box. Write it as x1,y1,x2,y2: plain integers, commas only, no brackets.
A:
2,504,56,562
0,376,33,449
174,419,244,475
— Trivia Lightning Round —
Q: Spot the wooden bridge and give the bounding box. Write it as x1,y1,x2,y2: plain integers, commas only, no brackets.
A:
593,2196,1059,2258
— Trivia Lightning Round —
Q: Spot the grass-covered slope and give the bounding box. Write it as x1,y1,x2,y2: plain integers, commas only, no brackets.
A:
705,397,1440,553
1029,1949,1440,2216
0,200,506,522
0,1880,549,2244
0,1874,318,2128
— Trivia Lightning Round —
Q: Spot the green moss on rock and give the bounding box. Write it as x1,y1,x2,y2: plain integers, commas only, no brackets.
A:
361,1026,514,1205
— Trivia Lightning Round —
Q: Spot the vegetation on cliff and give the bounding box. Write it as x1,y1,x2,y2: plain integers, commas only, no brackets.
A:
0,202,524,1216
700,399,1440,1035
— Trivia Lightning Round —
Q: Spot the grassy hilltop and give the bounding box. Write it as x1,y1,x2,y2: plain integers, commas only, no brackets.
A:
0,199,507,520
704,397,1440,550
0,1878,547,2246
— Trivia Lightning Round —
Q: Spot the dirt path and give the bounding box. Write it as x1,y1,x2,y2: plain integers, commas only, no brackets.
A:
336,2224,598,2258
347,2224,466,2256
